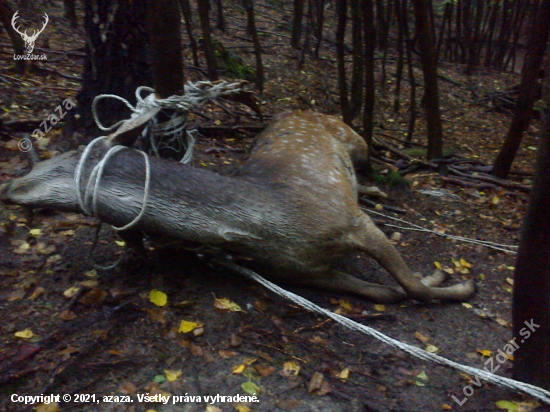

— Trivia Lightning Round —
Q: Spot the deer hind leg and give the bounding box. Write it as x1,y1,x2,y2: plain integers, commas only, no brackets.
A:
351,213,475,302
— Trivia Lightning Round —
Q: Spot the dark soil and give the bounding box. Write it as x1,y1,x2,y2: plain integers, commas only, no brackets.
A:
0,2,548,412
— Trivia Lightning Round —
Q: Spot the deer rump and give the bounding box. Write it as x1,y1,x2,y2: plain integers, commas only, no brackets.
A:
1,110,474,303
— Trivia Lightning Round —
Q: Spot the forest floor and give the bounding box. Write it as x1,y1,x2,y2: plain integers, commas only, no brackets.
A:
0,2,548,412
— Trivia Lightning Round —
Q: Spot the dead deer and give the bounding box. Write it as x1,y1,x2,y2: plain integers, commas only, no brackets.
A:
0,110,475,303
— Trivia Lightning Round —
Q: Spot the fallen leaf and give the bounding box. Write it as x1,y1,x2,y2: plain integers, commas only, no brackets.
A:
232,364,246,374
35,403,60,412
29,228,42,236
495,400,518,412
414,371,428,386
477,349,493,357
15,329,34,339
118,381,137,395
206,407,223,412
254,363,276,377
462,303,473,309
214,297,243,312
415,332,430,343
337,367,350,381
281,361,300,376
374,304,386,312
233,404,252,412
58,310,77,320
165,369,182,382
63,286,80,298
218,349,237,359
425,344,439,353
179,320,199,333
150,290,168,307
241,381,261,396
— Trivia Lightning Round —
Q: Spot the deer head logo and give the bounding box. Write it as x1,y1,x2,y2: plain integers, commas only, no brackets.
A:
11,11,49,54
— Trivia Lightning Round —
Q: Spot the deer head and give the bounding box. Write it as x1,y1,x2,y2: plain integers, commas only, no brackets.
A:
12,11,49,54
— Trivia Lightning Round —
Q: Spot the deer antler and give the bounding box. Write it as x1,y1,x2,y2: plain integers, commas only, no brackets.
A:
11,11,25,36
29,13,49,40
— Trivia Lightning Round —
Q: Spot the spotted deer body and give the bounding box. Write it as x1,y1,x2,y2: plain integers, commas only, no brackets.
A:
1,110,474,303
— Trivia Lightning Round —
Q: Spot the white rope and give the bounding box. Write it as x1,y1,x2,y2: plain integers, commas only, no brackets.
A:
92,81,244,165
74,136,151,232
364,208,518,254
217,259,550,405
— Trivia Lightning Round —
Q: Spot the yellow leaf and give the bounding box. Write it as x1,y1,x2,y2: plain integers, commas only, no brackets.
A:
477,349,492,357
425,344,439,353
63,286,80,298
434,261,442,270
462,302,473,309
506,278,514,286
374,304,386,312
15,328,34,339
35,403,60,412
282,361,300,376
339,299,353,312
495,400,519,412
232,364,246,374
29,228,42,236
233,405,252,412
337,367,350,381
492,196,500,205
164,369,182,382
214,297,242,312
441,404,452,410
179,320,198,333
150,290,168,307
375,204,384,210
115,240,126,247
206,407,223,412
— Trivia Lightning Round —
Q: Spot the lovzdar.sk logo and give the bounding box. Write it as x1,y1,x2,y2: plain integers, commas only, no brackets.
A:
11,10,48,60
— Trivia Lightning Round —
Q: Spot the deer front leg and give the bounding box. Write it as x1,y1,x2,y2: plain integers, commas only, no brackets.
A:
354,213,475,302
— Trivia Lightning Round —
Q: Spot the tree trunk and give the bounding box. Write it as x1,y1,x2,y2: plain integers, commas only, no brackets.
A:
291,0,304,48
362,0,375,167
147,0,184,98
412,0,443,160
77,0,152,132
243,0,264,92
336,0,350,124
215,0,225,31
349,0,363,119
197,0,219,80
492,0,550,179
63,0,78,28
512,61,550,391
179,0,200,67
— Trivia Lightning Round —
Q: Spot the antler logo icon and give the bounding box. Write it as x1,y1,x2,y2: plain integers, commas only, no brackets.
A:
11,11,49,54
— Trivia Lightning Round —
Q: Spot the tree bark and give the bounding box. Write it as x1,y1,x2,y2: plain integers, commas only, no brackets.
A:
362,0,375,168
291,0,304,48
146,0,184,98
492,0,550,179
243,0,264,92
412,0,443,160
512,61,550,391
179,0,200,67
77,0,152,132
336,0,350,124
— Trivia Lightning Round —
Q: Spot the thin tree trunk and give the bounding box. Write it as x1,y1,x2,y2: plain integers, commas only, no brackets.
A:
336,0,350,124
243,0,264,92
291,0,304,48
179,0,200,67
493,0,550,178
349,0,363,119
215,0,225,31
362,0,375,166
197,0,219,80
412,0,443,160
